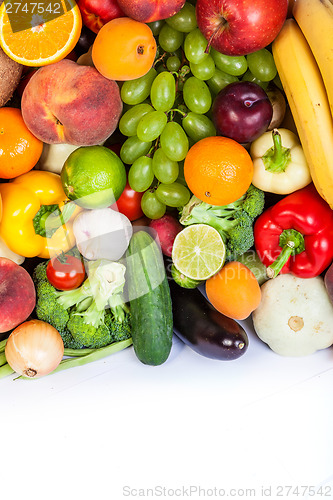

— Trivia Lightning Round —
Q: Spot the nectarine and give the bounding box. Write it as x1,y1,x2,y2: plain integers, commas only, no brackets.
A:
117,0,185,22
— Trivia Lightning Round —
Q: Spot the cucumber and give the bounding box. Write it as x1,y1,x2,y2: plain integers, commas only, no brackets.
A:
126,230,173,366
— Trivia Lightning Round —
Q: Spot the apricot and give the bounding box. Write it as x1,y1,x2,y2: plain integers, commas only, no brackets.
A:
92,17,156,81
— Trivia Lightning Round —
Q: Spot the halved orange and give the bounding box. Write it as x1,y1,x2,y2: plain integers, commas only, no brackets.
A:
0,0,82,66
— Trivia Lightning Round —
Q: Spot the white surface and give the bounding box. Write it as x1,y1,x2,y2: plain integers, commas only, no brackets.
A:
1,319,333,500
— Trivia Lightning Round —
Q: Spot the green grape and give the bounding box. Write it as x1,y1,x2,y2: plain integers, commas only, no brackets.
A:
141,191,166,219
159,23,184,52
119,103,153,137
178,104,189,114
177,161,186,186
152,148,179,184
182,112,216,142
156,182,191,208
160,122,189,161
165,2,197,32
182,76,212,114
247,48,277,82
166,55,181,72
147,20,165,36
190,54,216,80
120,136,152,165
210,48,248,76
128,156,154,192
207,69,239,95
183,28,209,63
121,67,157,105
136,110,168,142
150,71,176,112
273,73,284,91
155,64,168,74
241,69,269,90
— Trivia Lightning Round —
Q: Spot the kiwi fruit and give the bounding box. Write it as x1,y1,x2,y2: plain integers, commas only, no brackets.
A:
0,46,23,107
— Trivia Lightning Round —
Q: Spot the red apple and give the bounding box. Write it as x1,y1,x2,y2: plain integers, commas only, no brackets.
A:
77,0,125,34
0,257,36,333
196,0,288,56
116,0,186,23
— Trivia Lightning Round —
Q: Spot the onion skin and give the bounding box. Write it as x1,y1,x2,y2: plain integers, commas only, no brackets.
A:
5,320,64,378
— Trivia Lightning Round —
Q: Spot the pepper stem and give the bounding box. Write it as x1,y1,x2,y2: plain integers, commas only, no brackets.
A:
33,203,76,238
262,129,291,173
267,228,305,278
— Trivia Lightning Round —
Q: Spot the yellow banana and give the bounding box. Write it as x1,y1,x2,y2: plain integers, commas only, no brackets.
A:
272,18,333,207
293,0,333,118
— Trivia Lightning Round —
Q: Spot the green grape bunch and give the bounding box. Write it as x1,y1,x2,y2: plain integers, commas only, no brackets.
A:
117,1,279,219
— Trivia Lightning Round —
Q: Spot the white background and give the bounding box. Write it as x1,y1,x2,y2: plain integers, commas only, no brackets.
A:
1,317,333,500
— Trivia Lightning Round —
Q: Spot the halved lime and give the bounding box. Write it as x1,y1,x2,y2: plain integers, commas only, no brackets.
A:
171,224,226,280
61,145,126,209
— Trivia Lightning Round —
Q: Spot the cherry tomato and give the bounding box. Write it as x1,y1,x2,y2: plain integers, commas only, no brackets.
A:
46,254,86,291
113,181,144,221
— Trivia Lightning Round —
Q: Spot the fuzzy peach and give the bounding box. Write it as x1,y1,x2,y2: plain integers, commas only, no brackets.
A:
0,257,36,333
21,59,122,146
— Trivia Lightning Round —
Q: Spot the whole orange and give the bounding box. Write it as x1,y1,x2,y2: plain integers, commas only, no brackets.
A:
0,107,43,179
184,136,254,206
206,261,261,320
92,17,157,81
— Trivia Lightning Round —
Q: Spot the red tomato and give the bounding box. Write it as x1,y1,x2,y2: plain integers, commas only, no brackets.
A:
113,181,144,221
46,255,86,291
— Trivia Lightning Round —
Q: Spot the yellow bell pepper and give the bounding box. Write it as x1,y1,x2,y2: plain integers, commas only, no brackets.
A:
250,128,312,194
0,170,80,259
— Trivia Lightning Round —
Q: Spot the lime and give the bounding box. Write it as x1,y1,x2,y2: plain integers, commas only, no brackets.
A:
61,145,127,209
171,224,226,280
171,264,202,289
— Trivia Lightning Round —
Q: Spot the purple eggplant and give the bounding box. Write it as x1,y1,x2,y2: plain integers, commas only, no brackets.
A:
169,278,249,361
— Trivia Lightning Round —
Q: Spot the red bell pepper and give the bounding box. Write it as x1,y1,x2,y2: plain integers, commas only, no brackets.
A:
254,184,333,279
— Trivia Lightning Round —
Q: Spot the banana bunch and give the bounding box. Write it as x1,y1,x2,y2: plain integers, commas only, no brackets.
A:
272,0,333,208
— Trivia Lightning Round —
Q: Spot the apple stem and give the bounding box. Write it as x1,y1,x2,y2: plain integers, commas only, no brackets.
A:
204,18,228,54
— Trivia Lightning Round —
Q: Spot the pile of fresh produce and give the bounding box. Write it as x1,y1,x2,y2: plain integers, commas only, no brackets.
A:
1,0,333,380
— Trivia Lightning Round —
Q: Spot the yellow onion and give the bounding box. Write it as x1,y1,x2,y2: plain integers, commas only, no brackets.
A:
5,319,64,378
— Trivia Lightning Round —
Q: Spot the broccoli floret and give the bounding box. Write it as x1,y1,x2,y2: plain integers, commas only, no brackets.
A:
67,290,131,348
33,258,130,349
67,313,112,349
179,185,265,261
57,326,86,349
33,260,48,283
239,184,265,219
33,262,70,331
226,211,255,261
104,308,131,343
